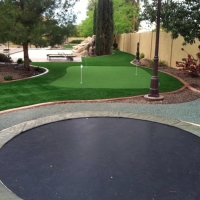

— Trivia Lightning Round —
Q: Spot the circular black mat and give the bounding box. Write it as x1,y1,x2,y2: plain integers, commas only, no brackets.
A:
0,117,200,200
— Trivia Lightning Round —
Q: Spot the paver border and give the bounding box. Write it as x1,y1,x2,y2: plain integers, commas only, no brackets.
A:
0,111,200,200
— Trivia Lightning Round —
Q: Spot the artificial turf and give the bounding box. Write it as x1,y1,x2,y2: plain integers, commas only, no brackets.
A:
0,51,184,111
51,66,152,89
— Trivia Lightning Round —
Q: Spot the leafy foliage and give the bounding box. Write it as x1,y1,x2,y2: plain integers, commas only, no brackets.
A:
0,53,11,62
0,0,78,69
17,58,24,65
77,10,94,37
113,0,138,33
4,76,13,81
176,46,200,77
78,0,140,36
140,0,200,44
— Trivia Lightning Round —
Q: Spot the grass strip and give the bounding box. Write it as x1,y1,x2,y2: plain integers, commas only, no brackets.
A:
0,51,184,111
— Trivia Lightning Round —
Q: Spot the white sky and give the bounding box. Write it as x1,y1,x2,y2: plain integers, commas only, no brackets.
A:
74,0,88,24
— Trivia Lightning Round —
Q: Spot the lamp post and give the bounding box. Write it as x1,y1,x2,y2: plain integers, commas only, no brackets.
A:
144,0,164,101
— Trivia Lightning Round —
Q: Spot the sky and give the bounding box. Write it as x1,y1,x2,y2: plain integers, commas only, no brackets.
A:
74,0,88,24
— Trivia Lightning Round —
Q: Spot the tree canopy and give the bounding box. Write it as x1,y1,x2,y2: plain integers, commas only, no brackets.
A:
140,0,200,44
78,0,140,36
114,0,138,34
0,0,78,68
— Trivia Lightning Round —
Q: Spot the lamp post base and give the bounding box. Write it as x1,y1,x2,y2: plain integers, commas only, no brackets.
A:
144,94,164,101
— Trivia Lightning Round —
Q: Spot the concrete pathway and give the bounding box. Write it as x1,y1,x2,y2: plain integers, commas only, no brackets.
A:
0,100,200,131
0,48,82,62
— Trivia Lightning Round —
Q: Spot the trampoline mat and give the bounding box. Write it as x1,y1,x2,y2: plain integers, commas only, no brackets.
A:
0,117,200,200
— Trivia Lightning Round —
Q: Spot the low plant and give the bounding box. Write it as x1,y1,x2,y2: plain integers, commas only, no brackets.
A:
34,66,45,73
140,53,145,59
113,42,118,50
4,76,13,81
159,60,168,66
70,40,83,44
148,59,168,68
176,46,200,77
149,59,154,68
17,58,24,65
0,53,12,62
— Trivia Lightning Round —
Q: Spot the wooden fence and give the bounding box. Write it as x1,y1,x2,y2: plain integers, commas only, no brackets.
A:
116,32,200,68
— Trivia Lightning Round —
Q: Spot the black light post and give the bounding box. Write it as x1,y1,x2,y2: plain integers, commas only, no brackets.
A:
145,0,164,100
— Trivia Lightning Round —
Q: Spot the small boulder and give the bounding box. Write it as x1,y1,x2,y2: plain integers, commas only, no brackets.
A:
140,58,152,66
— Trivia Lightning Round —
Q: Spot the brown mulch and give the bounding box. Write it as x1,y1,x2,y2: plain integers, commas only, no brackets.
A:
0,63,39,82
0,63,200,104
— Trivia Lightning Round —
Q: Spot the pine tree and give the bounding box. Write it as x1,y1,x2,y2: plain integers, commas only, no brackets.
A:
95,0,114,56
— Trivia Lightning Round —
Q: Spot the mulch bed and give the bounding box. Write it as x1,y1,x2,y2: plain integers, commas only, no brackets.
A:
0,63,40,83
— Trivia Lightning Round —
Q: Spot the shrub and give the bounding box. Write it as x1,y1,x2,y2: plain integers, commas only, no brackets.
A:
140,53,145,59
113,42,118,50
70,40,83,44
149,59,154,68
159,60,168,66
17,58,24,64
148,59,168,67
176,46,200,77
0,53,11,62
34,66,45,73
4,76,13,81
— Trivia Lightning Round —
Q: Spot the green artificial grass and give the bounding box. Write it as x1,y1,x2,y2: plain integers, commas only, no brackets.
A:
0,51,184,111
64,45,73,49
51,66,152,89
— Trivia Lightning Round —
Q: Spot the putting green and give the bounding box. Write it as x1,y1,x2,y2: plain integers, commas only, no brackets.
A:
51,66,152,89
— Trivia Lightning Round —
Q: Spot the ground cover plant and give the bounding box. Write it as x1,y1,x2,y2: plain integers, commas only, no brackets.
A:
0,51,184,111
64,45,73,49
176,46,200,77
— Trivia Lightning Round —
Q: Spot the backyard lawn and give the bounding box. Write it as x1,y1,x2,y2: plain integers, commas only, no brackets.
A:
0,51,184,111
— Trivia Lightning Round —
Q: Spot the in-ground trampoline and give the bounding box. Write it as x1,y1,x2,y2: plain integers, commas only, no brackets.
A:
0,112,200,200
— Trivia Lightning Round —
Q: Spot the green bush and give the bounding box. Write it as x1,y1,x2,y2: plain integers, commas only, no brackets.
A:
0,53,11,62
149,60,154,68
149,59,168,68
4,76,13,81
113,43,118,50
140,53,145,59
17,58,24,64
34,66,45,73
70,40,83,44
159,60,168,66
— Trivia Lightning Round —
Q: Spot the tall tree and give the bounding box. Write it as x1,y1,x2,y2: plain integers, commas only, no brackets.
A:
77,10,94,37
113,0,134,34
140,0,200,44
95,0,114,56
77,0,95,37
79,0,138,37
0,0,77,69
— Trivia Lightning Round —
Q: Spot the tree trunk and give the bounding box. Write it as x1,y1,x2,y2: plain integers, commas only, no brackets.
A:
23,43,30,71
96,0,113,56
